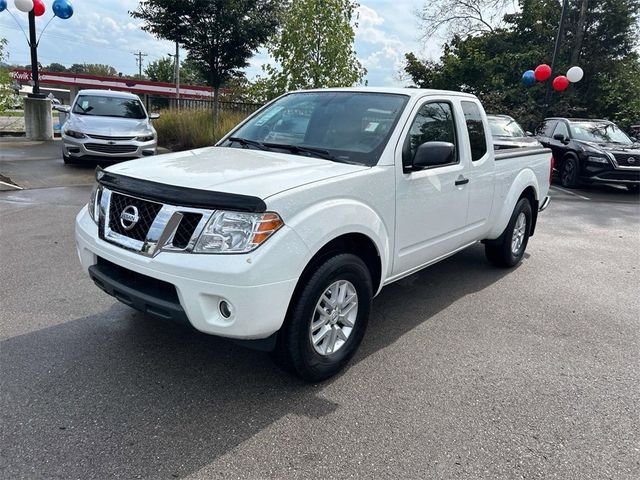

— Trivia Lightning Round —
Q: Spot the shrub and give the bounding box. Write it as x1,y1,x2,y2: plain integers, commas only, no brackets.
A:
154,109,247,151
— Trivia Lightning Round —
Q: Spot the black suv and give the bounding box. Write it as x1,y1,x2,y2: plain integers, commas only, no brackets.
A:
536,118,640,192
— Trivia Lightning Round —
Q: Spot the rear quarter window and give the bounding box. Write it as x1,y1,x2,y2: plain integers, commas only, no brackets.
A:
461,101,488,161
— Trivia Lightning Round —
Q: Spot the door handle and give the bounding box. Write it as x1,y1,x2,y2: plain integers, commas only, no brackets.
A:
455,177,469,186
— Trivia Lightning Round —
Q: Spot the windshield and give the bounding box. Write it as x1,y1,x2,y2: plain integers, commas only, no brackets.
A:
488,117,526,137
570,121,633,144
73,95,147,119
224,92,409,165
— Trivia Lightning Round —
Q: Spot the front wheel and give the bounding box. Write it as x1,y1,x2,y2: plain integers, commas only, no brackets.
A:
485,198,532,268
272,253,372,382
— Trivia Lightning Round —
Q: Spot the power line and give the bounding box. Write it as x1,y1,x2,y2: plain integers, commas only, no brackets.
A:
0,21,166,60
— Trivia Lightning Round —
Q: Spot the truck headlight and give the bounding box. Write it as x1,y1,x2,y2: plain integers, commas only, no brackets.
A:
87,182,102,223
587,155,609,164
64,129,86,139
136,134,155,142
193,211,284,254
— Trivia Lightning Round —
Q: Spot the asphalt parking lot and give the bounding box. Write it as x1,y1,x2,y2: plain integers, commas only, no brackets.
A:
1,140,639,479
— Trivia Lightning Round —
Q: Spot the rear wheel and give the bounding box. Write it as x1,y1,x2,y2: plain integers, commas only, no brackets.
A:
560,156,579,188
485,198,532,268
272,253,372,382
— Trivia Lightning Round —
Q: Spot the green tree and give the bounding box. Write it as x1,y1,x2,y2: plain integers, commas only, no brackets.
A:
258,0,366,100
131,0,282,120
0,38,15,113
68,63,118,76
404,0,640,129
45,63,67,72
145,56,175,83
180,56,207,86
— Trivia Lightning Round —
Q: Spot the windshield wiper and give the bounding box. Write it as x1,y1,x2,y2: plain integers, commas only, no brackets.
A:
261,142,337,161
227,136,270,151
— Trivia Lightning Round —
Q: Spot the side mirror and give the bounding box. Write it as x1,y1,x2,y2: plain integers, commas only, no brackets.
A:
553,133,567,143
525,131,533,137
53,105,71,113
412,141,455,170
149,112,160,120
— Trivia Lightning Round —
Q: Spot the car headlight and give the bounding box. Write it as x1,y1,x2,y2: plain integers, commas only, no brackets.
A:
64,128,86,139
587,155,609,164
87,182,102,223
136,134,155,142
193,211,284,254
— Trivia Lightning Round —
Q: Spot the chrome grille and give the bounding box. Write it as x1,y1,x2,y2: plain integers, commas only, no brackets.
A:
99,188,212,257
108,192,162,241
171,213,203,249
86,143,138,154
87,134,136,141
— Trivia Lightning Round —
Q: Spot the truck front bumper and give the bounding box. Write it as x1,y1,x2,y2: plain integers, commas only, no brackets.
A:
75,206,308,340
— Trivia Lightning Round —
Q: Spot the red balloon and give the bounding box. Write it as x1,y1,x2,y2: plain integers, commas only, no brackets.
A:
552,75,570,92
33,0,45,16
534,64,552,81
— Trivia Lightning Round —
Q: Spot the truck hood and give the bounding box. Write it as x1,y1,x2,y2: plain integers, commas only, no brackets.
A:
106,146,369,199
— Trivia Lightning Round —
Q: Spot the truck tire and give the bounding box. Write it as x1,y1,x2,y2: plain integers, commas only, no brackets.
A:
485,198,532,268
273,253,372,382
560,156,579,188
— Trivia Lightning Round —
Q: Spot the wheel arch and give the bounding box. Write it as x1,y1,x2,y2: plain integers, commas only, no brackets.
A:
486,169,539,239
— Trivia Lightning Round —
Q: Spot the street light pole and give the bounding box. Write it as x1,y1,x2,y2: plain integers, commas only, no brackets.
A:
543,0,569,117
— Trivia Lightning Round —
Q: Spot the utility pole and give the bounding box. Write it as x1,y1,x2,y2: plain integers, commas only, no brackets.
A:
543,0,569,117
134,51,148,77
175,41,180,105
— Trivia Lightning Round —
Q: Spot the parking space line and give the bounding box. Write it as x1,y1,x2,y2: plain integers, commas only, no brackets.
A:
550,186,590,200
0,180,23,190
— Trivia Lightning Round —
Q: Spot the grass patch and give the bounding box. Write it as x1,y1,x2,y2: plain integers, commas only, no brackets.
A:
154,109,247,151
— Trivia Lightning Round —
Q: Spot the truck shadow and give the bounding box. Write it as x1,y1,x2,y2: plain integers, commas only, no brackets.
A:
0,244,512,478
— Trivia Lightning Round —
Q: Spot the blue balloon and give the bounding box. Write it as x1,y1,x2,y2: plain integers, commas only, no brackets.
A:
522,70,536,87
0,0,7,12
52,0,73,19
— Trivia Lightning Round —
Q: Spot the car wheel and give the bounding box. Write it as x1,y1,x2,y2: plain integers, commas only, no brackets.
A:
560,156,579,188
63,153,75,165
626,184,639,194
485,198,532,268
272,253,372,382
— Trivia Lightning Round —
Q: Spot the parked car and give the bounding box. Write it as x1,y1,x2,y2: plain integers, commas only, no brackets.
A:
536,117,640,192
487,114,541,150
76,87,552,381
56,89,159,164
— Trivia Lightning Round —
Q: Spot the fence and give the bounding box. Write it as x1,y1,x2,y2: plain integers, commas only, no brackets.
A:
146,96,263,116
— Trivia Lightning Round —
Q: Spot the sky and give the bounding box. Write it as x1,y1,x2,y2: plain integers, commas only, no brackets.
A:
0,0,436,87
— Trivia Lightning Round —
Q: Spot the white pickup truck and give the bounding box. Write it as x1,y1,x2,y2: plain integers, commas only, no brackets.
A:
76,87,552,381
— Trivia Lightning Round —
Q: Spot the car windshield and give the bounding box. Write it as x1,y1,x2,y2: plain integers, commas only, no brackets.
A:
570,121,633,144
488,117,526,137
73,95,147,119
224,91,409,166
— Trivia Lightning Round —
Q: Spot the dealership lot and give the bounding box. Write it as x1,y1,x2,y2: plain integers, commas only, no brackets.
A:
1,144,639,479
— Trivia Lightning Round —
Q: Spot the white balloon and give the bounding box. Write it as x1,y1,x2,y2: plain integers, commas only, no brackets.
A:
567,66,584,83
14,0,33,12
